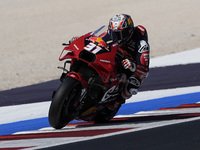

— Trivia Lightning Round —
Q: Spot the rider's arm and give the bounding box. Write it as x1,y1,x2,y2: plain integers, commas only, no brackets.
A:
134,40,150,82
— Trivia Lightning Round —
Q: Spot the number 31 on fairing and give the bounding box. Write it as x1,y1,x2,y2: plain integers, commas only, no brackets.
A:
84,42,102,54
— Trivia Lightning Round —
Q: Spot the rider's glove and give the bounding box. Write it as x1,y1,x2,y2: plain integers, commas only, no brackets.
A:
122,59,136,72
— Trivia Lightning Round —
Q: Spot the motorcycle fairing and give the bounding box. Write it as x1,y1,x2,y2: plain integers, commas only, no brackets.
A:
59,29,120,84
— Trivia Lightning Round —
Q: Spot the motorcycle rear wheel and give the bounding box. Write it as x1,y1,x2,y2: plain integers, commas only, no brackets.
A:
94,105,120,123
48,77,81,129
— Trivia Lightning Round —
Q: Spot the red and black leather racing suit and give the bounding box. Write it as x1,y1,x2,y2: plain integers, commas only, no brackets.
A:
101,25,150,99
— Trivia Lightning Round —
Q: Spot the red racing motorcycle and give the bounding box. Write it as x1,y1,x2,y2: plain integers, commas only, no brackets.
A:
48,26,130,129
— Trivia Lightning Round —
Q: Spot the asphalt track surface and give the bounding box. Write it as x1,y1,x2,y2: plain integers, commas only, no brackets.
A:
0,63,200,150
43,119,200,150
1,63,200,106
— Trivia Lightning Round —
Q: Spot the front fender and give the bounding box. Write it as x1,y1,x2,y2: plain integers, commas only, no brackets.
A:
67,72,88,88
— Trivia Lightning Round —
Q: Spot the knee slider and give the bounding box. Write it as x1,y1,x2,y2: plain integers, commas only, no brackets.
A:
127,76,141,95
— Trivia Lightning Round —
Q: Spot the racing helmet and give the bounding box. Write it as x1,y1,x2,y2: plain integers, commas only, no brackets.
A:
108,14,134,43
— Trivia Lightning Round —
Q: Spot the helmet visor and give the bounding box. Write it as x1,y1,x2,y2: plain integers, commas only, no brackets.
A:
111,31,122,41
110,28,130,42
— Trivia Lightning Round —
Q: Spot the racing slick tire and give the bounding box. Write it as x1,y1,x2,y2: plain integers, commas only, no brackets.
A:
48,77,81,129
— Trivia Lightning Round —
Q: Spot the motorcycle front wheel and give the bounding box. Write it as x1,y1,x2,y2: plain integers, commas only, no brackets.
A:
48,77,81,129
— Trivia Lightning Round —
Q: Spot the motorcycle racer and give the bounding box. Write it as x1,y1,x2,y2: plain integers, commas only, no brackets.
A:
49,14,150,127
68,14,150,115
100,14,150,107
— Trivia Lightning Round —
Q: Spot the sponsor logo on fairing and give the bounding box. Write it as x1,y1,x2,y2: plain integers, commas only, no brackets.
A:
100,59,111,63
74,44,79,50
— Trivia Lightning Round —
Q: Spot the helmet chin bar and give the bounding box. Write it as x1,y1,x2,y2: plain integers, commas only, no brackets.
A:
110,27,133,44
113,31,123,41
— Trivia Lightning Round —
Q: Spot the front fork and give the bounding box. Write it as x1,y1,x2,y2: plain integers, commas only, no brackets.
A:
58,60,90,89
58,60,71,82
